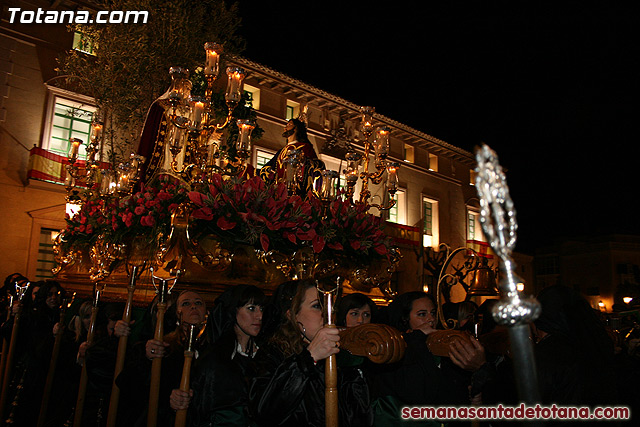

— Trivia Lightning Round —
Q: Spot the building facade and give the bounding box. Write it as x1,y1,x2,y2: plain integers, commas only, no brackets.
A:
535,234,640,312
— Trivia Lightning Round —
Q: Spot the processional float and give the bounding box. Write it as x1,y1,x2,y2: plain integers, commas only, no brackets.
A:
45,38,541,427
47,40,406,427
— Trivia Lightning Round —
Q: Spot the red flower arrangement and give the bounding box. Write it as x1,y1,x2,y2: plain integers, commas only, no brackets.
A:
189,174,396,262
188,174,316,254
307,195,394,260
61,173,395,264
62,175,188,250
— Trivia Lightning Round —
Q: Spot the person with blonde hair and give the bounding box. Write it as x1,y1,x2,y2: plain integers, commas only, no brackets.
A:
250,279,373,426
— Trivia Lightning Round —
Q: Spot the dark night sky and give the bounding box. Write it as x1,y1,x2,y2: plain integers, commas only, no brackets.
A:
238,1,639,254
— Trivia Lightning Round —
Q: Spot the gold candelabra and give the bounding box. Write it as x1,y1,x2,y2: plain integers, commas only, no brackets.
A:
343,106,399,211
162,43,256,183
64,116,103,203
64,111,145,205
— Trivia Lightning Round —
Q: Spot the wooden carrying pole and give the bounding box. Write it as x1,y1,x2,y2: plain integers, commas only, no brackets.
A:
174,324,196,427
106,264,141,427
37,293,75,427
322,286,338,427
0,295,13,391
147,278,169,427
73,284,104,427
0,283,29,423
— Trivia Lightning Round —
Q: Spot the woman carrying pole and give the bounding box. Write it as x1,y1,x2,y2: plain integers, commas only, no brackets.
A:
116,289,208,427
249,279,373,426
72,283,105,427
170,284,266,426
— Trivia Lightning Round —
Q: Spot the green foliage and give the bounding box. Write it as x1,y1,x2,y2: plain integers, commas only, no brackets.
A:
58,0,245,163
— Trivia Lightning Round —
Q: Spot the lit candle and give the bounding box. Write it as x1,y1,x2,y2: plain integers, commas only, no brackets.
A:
128,154,145,181
68,138,82,161
236,119,255,154
99,171,114,196
204,42,223,77
190,98,206,130
374,126,390,162
91,123,103,144
118,172,130,193
225,67,246,103
360,106,375,135
386,162,399,195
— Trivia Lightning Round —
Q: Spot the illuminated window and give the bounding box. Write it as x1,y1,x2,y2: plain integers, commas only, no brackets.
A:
428,153,438,171
255,147,276,169
422,196,440,247
244,84,260,110
424,201,433,235
470,169,477,185
404,144,414,163
41,87,96,159
467,209,486,242
72,31,95,55
286,100,300,120
387,189,406,225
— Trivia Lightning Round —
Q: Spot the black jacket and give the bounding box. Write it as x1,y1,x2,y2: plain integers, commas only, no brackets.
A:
249,343,373,427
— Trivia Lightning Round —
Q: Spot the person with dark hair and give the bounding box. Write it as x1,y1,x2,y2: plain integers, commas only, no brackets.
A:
532,285,618,408
249,279,373,426
1,273,27,291
182,284,265,426
1,273,29,301
259,118,324,194
369,291,487,426
1,273,31,321
442,300,478,331
336,292,377,327
4,280,66,425
79,301,126,426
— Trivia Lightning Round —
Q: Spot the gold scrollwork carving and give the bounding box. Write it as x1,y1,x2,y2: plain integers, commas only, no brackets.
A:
89,235,126,282
52,232,79,275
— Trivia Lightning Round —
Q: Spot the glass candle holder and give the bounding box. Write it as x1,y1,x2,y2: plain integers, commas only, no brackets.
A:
236,119,255,158
68,138,83,161
374,126,390,163
386,162,399,195
203,42,223,77
344,151,361,186
360,106,375,135
225,67,246,103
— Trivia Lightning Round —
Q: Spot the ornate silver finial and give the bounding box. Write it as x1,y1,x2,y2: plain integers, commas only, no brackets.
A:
474,144,517,263
474,144,540,326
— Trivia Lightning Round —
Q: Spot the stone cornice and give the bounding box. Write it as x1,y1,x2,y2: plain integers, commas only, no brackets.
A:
230,56,475,166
